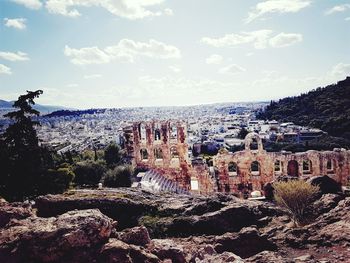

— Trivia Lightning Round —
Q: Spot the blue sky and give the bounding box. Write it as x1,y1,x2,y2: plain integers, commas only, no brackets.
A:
0,0,349,109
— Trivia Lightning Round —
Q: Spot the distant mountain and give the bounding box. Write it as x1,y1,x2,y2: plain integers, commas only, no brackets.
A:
257,77,350,140
0,100,12,108
0,99,68,114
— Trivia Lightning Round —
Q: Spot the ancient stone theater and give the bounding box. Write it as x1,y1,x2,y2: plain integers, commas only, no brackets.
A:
123,121,350,196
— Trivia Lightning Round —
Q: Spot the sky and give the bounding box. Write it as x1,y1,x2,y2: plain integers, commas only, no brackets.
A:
0,0,350,109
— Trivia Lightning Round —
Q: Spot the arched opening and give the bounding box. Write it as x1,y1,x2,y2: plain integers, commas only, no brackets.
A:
250,138,259,150
170,146,180,167
274,160,282,174
154,148,163,160
138,123,147,141
170,124,178,141
154,123,161,141
303,159,312,174
170,146,179,159
251,161,260,176
326,159,335,173
244,133,263,152
140,149,148,160
228,162,238,176
287,160,299,177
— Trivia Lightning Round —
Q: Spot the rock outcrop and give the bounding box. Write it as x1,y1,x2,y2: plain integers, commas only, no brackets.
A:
0,209,113,263
0,189,349,262
0,200,33,228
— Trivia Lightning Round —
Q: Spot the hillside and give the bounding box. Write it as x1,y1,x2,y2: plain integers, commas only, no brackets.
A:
0,99,67,115
257,77,350,140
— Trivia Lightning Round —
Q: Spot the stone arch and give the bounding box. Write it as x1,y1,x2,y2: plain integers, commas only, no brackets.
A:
326,159,336,173
245,132,263,152
138,123,147,141
140,149,148,160
302,159,312,174
154,123,161,141
154,148,163,160
287,160,299,177
228,162,238,176
274,160,283,173
251,161,260,175
170,123,178,141
170,146,179,159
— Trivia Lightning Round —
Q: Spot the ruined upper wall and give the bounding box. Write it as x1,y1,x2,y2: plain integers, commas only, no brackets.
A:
214,133,350,194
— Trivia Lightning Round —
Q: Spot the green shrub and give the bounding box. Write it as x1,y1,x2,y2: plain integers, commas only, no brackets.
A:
102,165,133,187
41,168,75,194
274,180,319,225
73,160,106,186
104,143,122,167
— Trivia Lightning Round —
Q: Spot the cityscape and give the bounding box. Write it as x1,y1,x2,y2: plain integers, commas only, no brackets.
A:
1,0,350,262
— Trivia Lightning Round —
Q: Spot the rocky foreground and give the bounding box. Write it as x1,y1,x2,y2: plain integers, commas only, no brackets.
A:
0,189,350,263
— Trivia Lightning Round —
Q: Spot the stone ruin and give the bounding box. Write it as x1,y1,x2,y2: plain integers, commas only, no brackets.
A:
123,122,350,196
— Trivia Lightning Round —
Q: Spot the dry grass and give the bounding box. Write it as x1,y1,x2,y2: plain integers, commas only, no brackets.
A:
274,180,319,225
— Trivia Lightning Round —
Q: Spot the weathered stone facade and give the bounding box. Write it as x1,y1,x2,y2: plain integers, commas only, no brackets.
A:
123,121,195,191
124,123,350,196
214,133,350,196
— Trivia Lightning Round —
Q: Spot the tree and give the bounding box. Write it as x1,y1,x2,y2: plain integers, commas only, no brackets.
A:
237,128,249,139
73,160,106,186
0,90,46,201
104,143,122,167
102,165,133,187
273,180,319,225
40,168,75,194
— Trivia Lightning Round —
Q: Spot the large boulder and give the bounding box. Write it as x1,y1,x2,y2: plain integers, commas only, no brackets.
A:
148,239,187,263
100,239,160,263
311,194,344,217
117,226,151,247
245,251,287,263
308,176,342,195
0,201,33,228
213,227,276,258
35,190,156,229
164,201,282,237
0,209,113,263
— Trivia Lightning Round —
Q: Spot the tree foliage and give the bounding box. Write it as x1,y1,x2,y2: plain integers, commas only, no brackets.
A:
73,160,106,186
257,77,350,141
274,180,319,225
0,90,74,200
102,165,133,187
0,90,46,200
104,143,122,167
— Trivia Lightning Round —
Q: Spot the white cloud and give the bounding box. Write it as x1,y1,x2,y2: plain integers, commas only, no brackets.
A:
269,33,302,48
64,46,112,65
330,63,350,77
45,0,170,19
346,17,350,21
65,39,181,65
66,83,79,88
325,4,350,15
201,30,273,49
84,74,102,79
219,64,246,75
246,0,311,23
169,66,181,73
0,51,30,61
4,18,27,30
0,64,12,75
11,0,42,10
164,8,173,16
201,30,302,49
205,54,223,64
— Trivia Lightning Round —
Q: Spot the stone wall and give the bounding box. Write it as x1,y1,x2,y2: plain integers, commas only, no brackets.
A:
124,124,350,196
213,132,350,196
